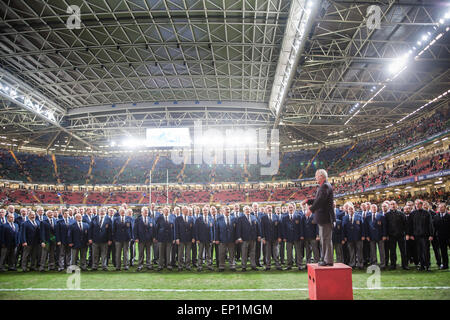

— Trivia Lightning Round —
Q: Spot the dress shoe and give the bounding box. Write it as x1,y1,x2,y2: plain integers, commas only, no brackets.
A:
136,267,142,272
389,265,396,270
251,267,258,271
402,266,410,270
285,266,292,270
318,261,327,266
241,268,246,272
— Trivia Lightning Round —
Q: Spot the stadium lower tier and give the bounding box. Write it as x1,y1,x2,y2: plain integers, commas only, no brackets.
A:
0,170,447,206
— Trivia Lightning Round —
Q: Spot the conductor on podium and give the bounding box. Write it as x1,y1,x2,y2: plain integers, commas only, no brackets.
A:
303,169,336,266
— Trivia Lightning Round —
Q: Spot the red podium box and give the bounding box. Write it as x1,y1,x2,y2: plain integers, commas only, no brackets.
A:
307,263,353,300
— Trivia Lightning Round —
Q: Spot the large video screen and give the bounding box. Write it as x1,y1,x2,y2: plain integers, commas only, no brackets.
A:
146,128,191,147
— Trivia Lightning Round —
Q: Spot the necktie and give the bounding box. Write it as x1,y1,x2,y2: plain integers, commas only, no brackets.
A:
10,222,14,231
1,218,4,224
226,216,229,226
79,222,82,230
290,214,292,221
165,216,168,223
32,220,36,227
122,217,124,223
269,214,272,221
100,217,103,227
50,219,53,228
65,218,68,225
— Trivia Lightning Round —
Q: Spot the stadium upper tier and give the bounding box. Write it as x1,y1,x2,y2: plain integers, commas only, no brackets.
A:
0,110,447,186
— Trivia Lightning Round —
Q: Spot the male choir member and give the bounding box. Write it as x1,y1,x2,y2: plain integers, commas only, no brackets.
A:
282,203,302,270
194,206,214,271
134,207,154,271
365,204,387,269
39,210,57,271
156,207,175,271
20,211,40,272
89,207,112,271
236,205,260,271
0,213,19,271
112,208,133,271
386,201,408,270
215,206,237,272
175,206,195,271
56,210,72,271
409,200,434,271
261,205,282,271
343,205,364,269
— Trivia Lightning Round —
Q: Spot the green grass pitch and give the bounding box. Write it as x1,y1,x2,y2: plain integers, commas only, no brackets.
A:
0,248,449,300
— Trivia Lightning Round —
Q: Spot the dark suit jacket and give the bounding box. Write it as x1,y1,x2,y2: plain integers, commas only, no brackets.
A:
214,215,236,243
88,215,112,243
236,214,260,241
194,216,214,243
55,218,73,245
20,220,40,245
40,218,57,244
155,215,175,243
68,222,89,249
112,216,133,242
1,222,20,247
260,214,280,242
133,216,154,242
308,181,335,225
175,215,194,243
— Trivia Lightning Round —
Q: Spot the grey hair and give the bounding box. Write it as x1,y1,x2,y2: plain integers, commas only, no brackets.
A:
315,169,328,180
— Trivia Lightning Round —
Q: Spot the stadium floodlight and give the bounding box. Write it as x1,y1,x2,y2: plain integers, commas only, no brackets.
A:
270,0,317,119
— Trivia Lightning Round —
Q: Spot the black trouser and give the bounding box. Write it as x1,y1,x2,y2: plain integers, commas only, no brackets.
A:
417,236,430,268
235,242,241,260
342,241,350,265
211,243,219,267
405,239,418,265
279,241,285,264
430,238,441,267
15,244,23,268
87,244,93,267
362,240,370,265
388,236,407,267
192,242,197,267
255,241,262,266
438,237,449,268
171,243,178,267
107,242,116,267
384,239,390,266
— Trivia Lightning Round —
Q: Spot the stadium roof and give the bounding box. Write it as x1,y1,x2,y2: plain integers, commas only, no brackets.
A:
0,0,449,152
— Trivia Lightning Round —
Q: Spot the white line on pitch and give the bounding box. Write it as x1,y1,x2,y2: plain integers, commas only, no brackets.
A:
0,287,449,292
